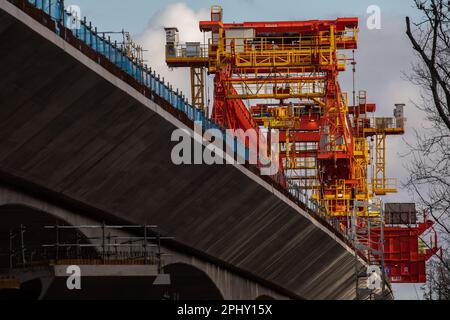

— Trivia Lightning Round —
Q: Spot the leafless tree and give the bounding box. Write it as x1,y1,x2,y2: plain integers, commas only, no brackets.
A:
422,250,450,300
405,0,450,277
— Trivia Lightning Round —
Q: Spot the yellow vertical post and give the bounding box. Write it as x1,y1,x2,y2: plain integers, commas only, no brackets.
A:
190,67,207,117
374,132,386,195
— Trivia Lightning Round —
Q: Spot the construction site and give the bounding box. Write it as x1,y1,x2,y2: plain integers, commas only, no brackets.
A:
0,0,443,303
164,5,439,286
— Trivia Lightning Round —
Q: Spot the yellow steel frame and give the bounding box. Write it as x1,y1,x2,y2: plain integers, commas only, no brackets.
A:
209,29,342,69
374,132,386,195
190,67,207,116
361,115,405,196
222,25,353,216
192,10,401,219
353,138,370,199
227,81,325,100
372,133,397,195
165,6,409,220
207,27,345,105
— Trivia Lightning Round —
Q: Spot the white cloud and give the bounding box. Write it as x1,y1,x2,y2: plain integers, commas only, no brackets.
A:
136,2,209,100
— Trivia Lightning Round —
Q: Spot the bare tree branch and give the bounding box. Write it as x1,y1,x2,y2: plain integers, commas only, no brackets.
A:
405,1,450,299
406,1,450,128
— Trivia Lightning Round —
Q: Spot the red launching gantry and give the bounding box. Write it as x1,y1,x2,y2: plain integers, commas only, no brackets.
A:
165,6,439,284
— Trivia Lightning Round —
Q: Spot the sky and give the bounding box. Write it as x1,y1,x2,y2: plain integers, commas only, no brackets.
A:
65,0,428,300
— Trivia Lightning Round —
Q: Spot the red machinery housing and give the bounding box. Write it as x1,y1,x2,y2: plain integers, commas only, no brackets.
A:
371,217,439,283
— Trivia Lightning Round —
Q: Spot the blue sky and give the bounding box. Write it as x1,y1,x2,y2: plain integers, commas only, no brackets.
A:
68,0,420,36
64,0,428,300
